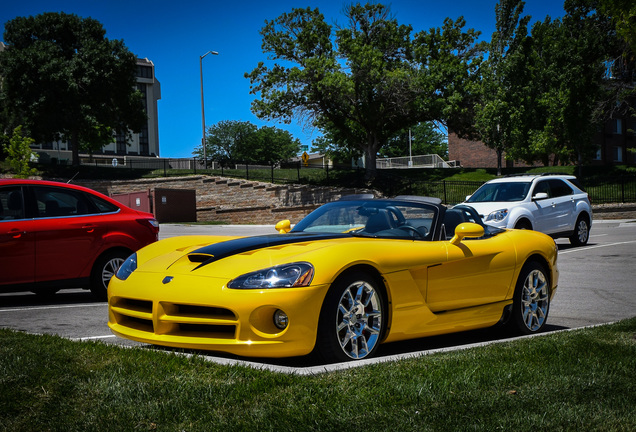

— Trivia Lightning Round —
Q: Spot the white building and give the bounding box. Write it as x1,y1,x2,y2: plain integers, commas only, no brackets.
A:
0,41,161,162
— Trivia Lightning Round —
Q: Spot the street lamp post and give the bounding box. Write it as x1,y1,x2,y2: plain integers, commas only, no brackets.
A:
200,50,218,168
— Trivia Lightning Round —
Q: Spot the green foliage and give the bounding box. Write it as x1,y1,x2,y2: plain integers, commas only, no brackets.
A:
246,3,484,179
475,0,629,169
2,126,37,178
0,12,146,166
1,319,636,431
474,0,532,173
193,120,300,165
379,122,448,159
599,0,636,54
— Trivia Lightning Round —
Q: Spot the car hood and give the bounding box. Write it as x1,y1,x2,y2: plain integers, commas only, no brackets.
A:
135,233,369,279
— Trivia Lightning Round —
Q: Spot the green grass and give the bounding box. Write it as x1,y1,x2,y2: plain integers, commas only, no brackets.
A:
1,318,636,431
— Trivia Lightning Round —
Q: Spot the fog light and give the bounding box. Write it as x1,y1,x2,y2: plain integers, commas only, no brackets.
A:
273,309,289,330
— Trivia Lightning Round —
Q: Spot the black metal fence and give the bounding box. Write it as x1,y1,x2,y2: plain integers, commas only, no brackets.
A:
73,157,636,205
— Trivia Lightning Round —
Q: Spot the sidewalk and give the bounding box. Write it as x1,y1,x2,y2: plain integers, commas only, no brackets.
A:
592,203,636,220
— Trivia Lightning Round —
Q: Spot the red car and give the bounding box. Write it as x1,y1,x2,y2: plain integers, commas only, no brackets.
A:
0,179,159,299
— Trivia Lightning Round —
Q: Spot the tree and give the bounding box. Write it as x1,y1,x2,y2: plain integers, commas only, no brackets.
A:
524,0,618,169
379,122,447,159
310,135,363,165
193,120,257,166
193,120,300,166
246,3,483,180
599,0,636,55
0,12,146,166
3,126,37,178
250,126,301,164
474,0,532,174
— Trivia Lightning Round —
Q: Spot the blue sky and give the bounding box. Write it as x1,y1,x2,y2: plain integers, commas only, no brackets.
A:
1,1,565,158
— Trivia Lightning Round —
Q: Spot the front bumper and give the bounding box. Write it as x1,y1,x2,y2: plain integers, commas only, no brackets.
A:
108,271,329,358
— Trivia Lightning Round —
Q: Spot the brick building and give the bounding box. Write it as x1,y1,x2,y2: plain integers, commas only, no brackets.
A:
449,97,636,168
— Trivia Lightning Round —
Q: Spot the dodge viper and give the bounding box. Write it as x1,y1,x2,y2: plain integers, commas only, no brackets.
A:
108,195,558,362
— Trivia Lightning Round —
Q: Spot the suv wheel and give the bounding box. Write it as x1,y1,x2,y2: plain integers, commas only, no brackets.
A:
569,215,590,247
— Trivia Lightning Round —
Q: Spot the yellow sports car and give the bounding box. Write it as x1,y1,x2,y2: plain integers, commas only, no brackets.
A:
108,195,558,362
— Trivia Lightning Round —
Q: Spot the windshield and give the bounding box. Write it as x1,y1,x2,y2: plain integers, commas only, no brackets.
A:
291,200,438,240
466,182,531,203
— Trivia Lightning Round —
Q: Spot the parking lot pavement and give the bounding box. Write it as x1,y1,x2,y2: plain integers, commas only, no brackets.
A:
1,220,635,372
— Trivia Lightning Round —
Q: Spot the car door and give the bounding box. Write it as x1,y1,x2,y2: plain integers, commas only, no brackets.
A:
425,218,517,312
0,186,35,286
547,179,576,231
31,185,103,283
530,180,556,233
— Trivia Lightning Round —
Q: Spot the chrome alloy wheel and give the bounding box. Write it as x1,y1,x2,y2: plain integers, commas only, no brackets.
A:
575,219,589,244
520,268,549,332
335,280,383,359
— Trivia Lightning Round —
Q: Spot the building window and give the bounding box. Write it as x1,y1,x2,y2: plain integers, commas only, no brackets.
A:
593,147,601,161
613,118,623,135
137,65,153,79
613,146,623,162
139,125,149,156
116,131,127,155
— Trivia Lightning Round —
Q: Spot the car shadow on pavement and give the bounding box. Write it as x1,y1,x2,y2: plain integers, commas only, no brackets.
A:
0,289,99,308
556,242,596,252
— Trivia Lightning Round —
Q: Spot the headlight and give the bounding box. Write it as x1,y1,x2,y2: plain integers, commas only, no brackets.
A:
115,253,137,281
486,209,509,222
228,262,314,289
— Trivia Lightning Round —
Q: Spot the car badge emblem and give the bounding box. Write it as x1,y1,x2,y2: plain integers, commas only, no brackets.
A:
162,276,174,284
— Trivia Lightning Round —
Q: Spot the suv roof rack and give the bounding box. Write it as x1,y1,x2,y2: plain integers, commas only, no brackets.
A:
502,172,573,178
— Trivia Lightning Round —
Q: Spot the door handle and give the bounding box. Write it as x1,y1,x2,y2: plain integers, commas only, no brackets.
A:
82,224,97,233
8,228,25,239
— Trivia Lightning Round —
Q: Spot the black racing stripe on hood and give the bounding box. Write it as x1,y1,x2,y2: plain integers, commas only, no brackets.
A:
189,233,349,270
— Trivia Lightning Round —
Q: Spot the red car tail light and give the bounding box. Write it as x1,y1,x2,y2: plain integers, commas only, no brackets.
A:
137,218,160,235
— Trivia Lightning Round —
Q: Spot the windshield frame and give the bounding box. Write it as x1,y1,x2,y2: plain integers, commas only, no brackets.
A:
291,199,441,241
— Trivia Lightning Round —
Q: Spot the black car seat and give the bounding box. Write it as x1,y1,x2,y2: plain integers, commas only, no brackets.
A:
365,209,394,233
442,209,466,240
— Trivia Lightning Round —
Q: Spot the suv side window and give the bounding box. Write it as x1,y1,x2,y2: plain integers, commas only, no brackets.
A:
0,186,25,220
548,179,573,197
533,180,551,198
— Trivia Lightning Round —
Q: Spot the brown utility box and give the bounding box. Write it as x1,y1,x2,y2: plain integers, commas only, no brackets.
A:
111,188,197,223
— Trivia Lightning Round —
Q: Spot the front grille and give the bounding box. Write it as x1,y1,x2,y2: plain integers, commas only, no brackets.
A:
111,297,238,339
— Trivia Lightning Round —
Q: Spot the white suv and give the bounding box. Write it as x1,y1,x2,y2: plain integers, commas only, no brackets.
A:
463,174,592,246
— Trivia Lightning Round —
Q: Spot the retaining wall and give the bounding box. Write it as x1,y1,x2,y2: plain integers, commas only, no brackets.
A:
69,175,376,224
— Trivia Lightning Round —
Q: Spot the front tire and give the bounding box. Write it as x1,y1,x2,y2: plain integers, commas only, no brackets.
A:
316,272,386,362
510,261,550,335
569,215,590,246
90,250,129,300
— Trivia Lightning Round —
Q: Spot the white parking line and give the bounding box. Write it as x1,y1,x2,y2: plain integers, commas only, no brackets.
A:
0,303,105,313
560,240,636,255
71,335,116,341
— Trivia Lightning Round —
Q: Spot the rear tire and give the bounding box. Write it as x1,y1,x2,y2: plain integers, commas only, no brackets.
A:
569,215,590,246
90,250,129,301
510,261,550,335
316,271,387,362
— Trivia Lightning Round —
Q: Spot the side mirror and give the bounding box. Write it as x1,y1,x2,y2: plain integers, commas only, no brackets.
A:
532,192,549,201
275,219,291,234
465,195,472,201
450,222,485,246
